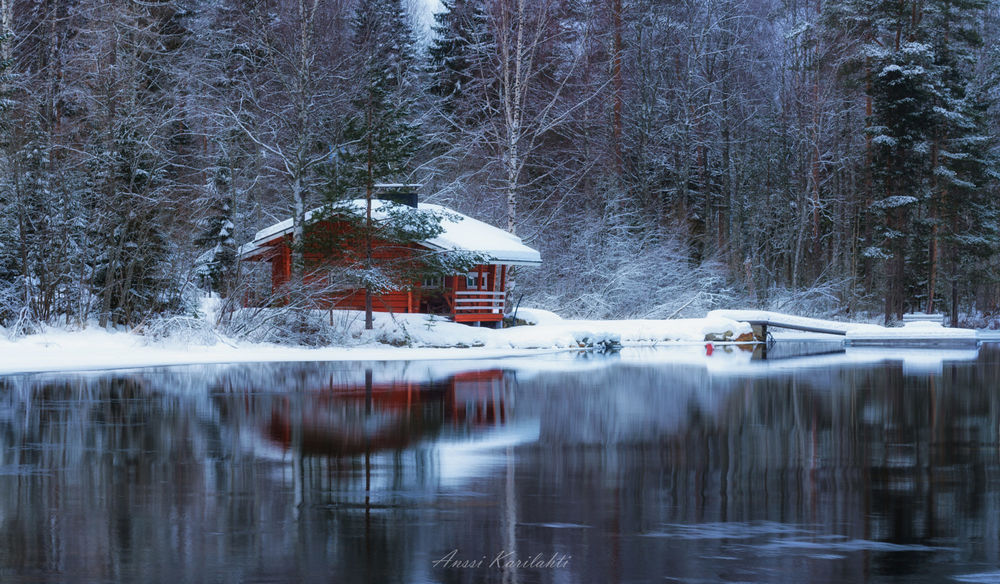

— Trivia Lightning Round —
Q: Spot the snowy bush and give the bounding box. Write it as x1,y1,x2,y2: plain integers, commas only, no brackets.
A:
135,315,220,346
518,218,739,320
0,280,40,338
957,312,1000,330
223,307,361,347
761,278,853,320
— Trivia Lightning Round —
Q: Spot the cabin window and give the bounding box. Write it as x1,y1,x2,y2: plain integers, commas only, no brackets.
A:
422,275,442,288
466,272,487,290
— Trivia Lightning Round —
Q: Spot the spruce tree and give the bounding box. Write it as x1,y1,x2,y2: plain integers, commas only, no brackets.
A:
195,152,238,296
868,38,935,321
826,0,997,322
427,0,493,117
919,0,997,317
340,0,420,329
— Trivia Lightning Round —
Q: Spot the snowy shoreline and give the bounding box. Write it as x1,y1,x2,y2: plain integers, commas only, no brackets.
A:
0,308,754,376
0,307,984,377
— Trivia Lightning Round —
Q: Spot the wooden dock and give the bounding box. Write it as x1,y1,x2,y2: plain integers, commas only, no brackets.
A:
709,310,850,340
708,310,980,347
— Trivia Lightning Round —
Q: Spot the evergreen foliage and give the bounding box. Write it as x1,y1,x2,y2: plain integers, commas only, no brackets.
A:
342,0,420,188
195,154,238,296
427,0,493,115
321,0,422,328
303,199,484,295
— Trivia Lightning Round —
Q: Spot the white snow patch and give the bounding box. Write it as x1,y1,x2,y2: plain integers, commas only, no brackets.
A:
709,309,977,344
846,319,978,343
512,307,564,325
709,309,878,335
953,572,1000,584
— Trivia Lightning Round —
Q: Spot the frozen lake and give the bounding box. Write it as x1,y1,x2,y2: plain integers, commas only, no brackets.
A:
1,344,999,583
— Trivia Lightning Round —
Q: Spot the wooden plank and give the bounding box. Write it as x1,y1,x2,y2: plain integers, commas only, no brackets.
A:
454,313,503,323
769,322,845,335
709,310,848,336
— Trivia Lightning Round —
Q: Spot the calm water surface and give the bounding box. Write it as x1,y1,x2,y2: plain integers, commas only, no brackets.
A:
1,344,1000,583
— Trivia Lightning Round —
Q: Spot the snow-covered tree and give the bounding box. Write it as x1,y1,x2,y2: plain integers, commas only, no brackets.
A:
919,0,998,318
825,0,998,322
226,0,351,300
194,152,238,296
336,0,421,329
428,0,494,118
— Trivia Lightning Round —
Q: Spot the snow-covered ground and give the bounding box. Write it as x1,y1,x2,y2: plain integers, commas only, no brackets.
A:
0,305,986,376
0,308,753,376
845,319,978,343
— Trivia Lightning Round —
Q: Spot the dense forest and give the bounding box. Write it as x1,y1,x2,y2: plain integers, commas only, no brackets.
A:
0,0,998,336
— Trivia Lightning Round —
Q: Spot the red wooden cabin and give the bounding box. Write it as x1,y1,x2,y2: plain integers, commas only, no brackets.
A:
237,195,541,326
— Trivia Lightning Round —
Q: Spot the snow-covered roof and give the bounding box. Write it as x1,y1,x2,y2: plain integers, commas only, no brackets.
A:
238,200,541,266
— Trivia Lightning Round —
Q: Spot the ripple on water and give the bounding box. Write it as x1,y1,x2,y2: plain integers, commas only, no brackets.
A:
640,521,807,540
953,572,1000,584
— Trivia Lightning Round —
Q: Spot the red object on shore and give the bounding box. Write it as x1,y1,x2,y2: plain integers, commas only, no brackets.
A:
705,343,714,356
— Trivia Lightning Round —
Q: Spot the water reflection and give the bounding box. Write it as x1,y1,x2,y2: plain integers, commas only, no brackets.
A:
222,368,509,457
0,347,997,583
751,339,845,360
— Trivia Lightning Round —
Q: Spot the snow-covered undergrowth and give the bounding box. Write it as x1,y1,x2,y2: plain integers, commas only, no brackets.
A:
0,301,755,375
0,299,984,376
216,307,752,349
518,222,739,319
957,312,1000,330
135,316,222,347
760,280,851,320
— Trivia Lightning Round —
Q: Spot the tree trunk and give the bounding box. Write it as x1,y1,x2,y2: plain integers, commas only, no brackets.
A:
365,95,375,330
500,0,525,239
611,0,623,178
884,206,906,324
950,276,958,328
291,174,306,285
862,56,874,293
0,0,10,64
926,139,940,315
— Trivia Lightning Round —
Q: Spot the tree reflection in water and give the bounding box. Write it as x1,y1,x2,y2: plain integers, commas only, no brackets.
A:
0,347,996,583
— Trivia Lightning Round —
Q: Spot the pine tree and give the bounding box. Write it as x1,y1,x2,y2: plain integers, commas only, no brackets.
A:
338,0,420,329
868,38,935,321
427,0,493,117
827,0,997,322
194,152,237,296
422,0,496,219
919,0,997,317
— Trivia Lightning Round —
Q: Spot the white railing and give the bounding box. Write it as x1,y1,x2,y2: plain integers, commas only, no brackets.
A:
454,290,505,312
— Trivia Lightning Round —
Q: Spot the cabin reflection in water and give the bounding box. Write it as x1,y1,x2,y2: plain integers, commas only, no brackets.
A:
261,370,510,457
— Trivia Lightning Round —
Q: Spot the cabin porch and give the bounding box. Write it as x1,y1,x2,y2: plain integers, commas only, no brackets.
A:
330,264,509,325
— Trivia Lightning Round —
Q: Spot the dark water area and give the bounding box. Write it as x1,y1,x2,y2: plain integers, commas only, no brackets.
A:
2,344,1000,583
